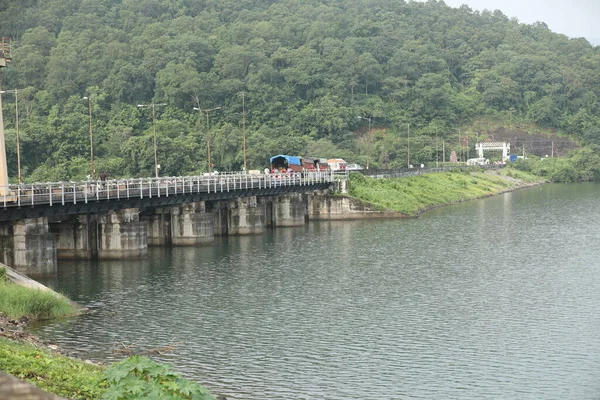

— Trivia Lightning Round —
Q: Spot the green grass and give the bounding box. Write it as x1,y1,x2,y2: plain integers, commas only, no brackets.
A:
348,169,544,216
0,281,80,320
0,337,105,399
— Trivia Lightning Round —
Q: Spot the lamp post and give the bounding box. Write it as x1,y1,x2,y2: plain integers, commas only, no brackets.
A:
194,106,221,172
82,96,95,179
238,92,247,171
137,103,166,178
1,89,23,183
358,116,372,169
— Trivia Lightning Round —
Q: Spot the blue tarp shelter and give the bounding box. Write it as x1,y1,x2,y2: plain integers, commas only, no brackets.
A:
269,155,302,166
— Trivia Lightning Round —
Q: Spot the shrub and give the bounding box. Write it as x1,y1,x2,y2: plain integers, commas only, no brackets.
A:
102,356,215,400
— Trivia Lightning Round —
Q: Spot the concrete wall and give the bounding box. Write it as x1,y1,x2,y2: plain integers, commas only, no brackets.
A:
309,192,408,220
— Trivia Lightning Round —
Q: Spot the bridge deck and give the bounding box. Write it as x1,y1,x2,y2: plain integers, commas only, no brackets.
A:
0,172,334,221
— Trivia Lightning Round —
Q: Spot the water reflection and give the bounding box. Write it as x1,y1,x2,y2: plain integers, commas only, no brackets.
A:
32,183,600,399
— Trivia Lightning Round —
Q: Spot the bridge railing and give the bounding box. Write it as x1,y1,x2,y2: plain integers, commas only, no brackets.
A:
0,171,333,208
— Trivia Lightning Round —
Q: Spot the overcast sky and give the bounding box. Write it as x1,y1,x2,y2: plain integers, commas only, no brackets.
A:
439,0,600,44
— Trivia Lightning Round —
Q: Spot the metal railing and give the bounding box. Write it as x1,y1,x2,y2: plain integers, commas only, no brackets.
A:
0,171,334,208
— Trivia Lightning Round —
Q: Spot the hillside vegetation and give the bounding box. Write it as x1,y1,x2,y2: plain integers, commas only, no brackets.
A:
348,168,543,216
0,0,599,181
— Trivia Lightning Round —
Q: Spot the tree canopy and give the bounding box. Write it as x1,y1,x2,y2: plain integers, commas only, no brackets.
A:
0,0,598,181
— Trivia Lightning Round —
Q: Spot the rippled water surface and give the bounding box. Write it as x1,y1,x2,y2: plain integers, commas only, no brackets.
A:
33,183,600,399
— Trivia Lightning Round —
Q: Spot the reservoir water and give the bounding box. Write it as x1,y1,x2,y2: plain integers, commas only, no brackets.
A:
32,183,600,399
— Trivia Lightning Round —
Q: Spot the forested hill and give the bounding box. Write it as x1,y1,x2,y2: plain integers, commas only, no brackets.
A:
0,0,599,181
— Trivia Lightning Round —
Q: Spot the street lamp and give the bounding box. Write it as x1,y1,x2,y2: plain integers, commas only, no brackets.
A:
358,116,372,169
137,103,166,178
82,96,95,179
1,89,23,183
194,106,221,172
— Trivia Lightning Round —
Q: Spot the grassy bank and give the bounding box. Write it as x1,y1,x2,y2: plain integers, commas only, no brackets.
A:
348,167,544,216
0,266,80,320
0,281,79,320
0,337,105,399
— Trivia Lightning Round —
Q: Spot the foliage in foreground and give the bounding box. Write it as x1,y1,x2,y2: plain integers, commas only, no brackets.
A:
348,169,542,216
0,280,79,320
0,337,105,399
101,356,215,400
0,337,217,400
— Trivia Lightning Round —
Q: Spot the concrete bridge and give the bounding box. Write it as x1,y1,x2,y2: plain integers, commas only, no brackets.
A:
0,172,339,276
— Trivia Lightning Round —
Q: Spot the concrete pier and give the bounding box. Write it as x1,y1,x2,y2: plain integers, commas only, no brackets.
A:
171,202,214,245
51,215,97,259
0,218,56,276
267,193,308,227
97,208,147,259
227,196,266,235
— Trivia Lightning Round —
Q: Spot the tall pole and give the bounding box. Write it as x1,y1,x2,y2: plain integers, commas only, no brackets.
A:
239,92,247,171
457,128,461,162
15,89,20,183
0,86,8,193
201,107,221,172
407,123,410,168
152,105,158,178
466,131,469,160
443,139,445,163
138,103,166,178
358,116,372,169
0,41,11,194
2,89,23,183
83,96,94,179
435,126,438,168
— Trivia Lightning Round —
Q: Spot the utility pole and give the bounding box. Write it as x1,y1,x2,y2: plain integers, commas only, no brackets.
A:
407,123,410,168
238,92,247,171
82,96,95,179
137,103,166,178
435,126,438,167
443,140,445,163
358,116,372,169
0,37,12,195
1,88,23,183
194,106,221,172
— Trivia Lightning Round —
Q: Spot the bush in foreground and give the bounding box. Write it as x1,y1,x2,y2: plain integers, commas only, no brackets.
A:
102,356,215,400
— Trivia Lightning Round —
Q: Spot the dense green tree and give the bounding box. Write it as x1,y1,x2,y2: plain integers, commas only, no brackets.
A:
0,0,598,182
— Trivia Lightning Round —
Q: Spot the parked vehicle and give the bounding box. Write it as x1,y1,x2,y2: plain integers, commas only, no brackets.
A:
327,158,347,171
346,163,364,171
270,154,303,172
466,158,489,166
